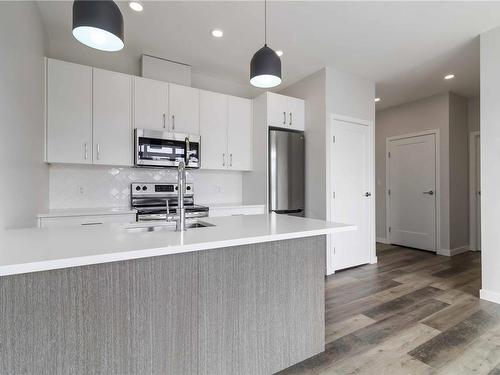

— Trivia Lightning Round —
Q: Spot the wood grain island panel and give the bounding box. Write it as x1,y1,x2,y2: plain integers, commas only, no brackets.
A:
0,236,325,375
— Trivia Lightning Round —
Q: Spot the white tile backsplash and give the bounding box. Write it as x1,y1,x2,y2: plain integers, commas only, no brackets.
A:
49,164,243,209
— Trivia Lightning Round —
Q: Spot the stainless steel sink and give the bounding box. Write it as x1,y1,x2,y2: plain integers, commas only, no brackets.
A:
123,220,215,233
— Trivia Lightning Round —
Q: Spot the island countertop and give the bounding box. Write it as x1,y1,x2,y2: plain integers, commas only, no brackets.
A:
0,214,355,277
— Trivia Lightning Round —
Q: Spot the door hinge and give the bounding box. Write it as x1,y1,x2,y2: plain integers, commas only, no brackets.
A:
333,191,336,199
333,246,336,255
388,151,391,158
388,227,391,233
333,136,336,143
388,189,391,196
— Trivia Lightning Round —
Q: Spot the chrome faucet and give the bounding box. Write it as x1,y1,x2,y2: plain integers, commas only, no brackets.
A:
176,159,186,231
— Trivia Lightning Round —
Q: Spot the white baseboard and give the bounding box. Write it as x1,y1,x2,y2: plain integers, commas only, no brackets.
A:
370,256,378,264
376,237,389,244
437,245,470,257
480,289,500,305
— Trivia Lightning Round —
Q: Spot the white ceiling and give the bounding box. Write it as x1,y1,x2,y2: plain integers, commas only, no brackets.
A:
37,1,500,109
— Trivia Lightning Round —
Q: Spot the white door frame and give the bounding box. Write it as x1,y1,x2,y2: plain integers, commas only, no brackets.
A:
385,129,441,251
469,131,481,251
326,113,376,275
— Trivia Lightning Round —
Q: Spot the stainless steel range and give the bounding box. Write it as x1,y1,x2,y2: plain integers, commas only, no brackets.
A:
131,183,209,222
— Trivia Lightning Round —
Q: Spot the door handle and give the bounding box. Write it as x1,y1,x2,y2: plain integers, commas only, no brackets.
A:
230,153,233,167
84,142,88,160
423,190,434,195
364,192,371,197
96,143,100,160
283,112,286,125
289,112,292,126
172,114,175,130
163,113,166,128
222,153,226,167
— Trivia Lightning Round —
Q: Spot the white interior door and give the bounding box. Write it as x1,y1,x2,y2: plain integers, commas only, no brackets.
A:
330,119,372,271
476,134,481,250
388,133,437,251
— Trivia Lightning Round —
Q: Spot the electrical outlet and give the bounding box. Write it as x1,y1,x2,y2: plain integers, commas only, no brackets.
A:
215,185,222,193
77,185,86,196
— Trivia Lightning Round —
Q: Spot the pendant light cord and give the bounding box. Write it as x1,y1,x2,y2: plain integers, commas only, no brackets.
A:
264,0,267,45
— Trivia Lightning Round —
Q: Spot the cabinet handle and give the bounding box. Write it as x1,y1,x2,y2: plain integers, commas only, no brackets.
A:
289,112,292,126
222,153,226,166
230,153,233,167
96,143,100,160
283,112,286,125
163,113,166,128
172,114,175,130
84,142,88,160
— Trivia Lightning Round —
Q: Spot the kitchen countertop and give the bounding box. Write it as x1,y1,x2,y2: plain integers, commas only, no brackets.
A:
0,214,355,277
37,207,137,218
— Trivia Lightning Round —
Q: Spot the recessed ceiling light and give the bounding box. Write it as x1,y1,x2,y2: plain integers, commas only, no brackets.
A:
275,50,284,57
444,74,455,80
129,1,143,12
375,97,381,102
211,29,223,38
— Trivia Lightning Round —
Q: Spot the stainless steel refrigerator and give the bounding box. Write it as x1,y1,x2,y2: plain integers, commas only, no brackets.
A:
269,128,305,216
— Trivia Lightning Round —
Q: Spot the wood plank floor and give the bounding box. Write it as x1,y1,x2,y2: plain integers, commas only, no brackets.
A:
277,243,500,375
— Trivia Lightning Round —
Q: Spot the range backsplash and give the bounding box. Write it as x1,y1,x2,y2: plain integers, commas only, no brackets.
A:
49,164,243,209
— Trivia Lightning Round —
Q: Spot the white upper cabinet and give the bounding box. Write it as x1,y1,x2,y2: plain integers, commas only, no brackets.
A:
287,96,305,131
168,84,199,134
199,90,228,170
93,69,132,166
134,76,168,130
266,92,305,131
46,58,92,164
46,59,252,170
267,92,289,128
200,92,253,171
227,96,252,170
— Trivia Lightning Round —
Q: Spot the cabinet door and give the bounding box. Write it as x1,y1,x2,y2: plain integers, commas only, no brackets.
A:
199,91,227,170
227,96,252,170
134,77,168,130
267,92,288,128
46,59,92,164
93,69,133,166
169,84,200,134
288,97,305,131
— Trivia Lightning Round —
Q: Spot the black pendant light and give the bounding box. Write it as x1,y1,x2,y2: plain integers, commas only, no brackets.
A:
72,0,124,52
250,0,282,88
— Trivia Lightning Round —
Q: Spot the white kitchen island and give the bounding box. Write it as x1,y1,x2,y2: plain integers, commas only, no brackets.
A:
0,214,354,375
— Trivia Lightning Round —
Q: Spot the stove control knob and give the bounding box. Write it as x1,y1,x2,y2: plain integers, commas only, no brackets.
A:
175,186,178,191
186,186,191,191
135,186,141,191
142,186,147,191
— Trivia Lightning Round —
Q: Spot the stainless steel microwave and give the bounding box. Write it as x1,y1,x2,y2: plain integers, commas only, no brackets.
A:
134,129,201,168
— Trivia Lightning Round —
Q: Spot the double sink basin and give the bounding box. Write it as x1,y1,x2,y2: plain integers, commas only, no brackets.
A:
123,219,215,233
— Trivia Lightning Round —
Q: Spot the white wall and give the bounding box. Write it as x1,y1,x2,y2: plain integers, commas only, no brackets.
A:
280,69,327,219
468,96,480,132
49,165,243,209
449,93,469,250
375,94,450,249
0,2,49,229
479,26,500,304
